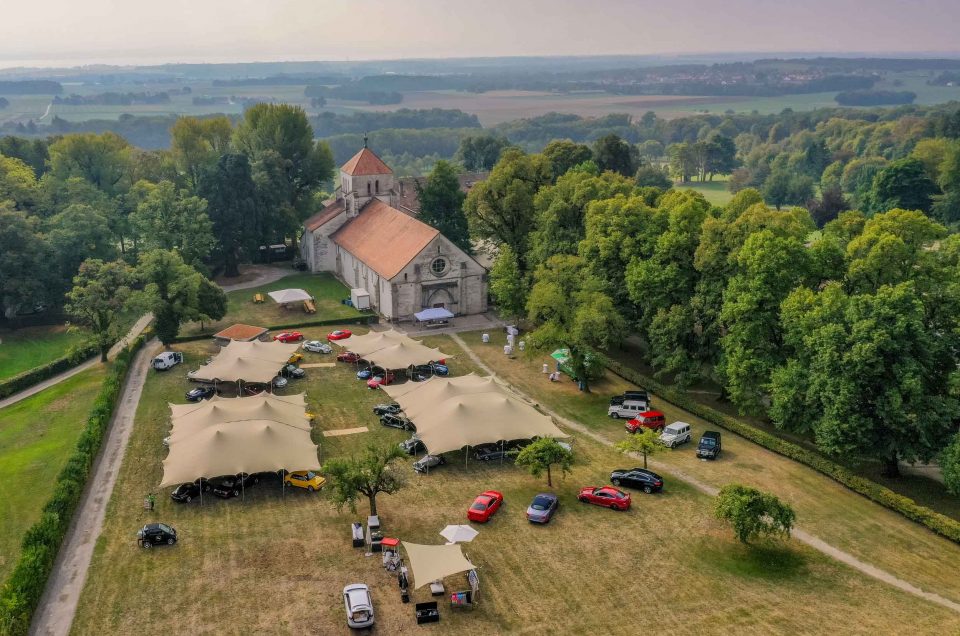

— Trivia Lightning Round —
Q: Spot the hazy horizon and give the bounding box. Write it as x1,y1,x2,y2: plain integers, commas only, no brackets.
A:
2,0,959,70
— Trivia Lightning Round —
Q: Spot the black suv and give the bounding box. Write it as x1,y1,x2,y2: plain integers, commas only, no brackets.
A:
609,390,649,406
280,364,306,379
696,431,722,459
610,468,664,493
211,473,260,498
138,523,177,548
170,480,208,503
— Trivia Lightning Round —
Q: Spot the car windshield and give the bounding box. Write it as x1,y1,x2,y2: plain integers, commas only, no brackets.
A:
470,502,486,510
304,472,315,479
159,524,173,533
700,438,716,447
612,491,626,498
531,497,552,510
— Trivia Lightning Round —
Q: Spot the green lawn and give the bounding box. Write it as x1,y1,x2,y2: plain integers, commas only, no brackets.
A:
182,273,367,336
0,364,108,578
0,325,91,382
678,180,734,206
71,326,960,634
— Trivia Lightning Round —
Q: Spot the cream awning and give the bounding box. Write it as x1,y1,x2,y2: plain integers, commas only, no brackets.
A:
189,340,300,384
267,288,313,303
160,392,319,487
334,329,408,355
364,340,453,370
382,374,515,419
402,542,477,590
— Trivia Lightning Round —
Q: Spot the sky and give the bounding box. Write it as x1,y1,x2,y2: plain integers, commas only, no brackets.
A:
1,0,958,68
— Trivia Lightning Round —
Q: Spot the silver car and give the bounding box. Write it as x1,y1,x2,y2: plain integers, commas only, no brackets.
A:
413,454,446,473
303,340,332,354
526,492,559,524
343,583,374,629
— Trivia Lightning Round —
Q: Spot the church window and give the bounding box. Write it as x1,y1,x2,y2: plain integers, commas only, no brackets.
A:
367,182,371,195
375,179,380,193
431,257,447,277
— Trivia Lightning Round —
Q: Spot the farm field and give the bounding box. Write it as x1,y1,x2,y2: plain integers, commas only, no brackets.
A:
0,325,90,382
72,326,960,634
180,272,366,336
0,364,108,578
677,180,734,206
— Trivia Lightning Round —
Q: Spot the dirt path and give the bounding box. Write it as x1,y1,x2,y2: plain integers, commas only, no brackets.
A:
448,333,960,615
218,265,293,292
0,313,153,412
30,338,162,636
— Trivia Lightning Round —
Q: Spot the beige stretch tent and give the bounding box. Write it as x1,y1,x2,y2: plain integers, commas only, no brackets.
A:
402,542,477,590
160,392,319,487
383,374,567,456
336,329,408,356
189,340,300,384
334,329,452,370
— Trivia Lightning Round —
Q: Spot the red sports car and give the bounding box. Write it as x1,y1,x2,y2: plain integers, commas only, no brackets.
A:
366,371,396,389
337,351,362,363
467,490,504,523
327,329,353,341
274,331,304,343
578,486,631,511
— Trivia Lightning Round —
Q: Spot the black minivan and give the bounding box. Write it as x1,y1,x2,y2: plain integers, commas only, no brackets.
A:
696,431,722,459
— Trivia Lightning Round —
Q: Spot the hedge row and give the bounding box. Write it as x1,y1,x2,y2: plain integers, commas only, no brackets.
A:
606,359,960,545
172,314,378,343
0,343,99,401
0,331,150,636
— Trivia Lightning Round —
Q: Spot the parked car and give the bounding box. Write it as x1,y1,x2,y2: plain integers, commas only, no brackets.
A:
610,468,663,493
287,352,304,364
472,445,514,462
137,522,177,548
151,351,183,371
608,399,649,420
283,470,326,491
185,386,216,402
696,431,722,459
413,454,446,473
526,493,559,524
367,372,396,389
381,413,414,431
343,583,375,629
170,480,207,503
337,351,362,363
578,486,631,510
467,490,504,523
211,473,260,498
273,331,304,343
399,436,426,455
373,403,401,416
327,329,353,341
430,362,449,376
660,421,692,448
609,390,649,406
356,368,373,380
625,410,666,433
280,364,306,379
303,340,332,354
272,375,289,389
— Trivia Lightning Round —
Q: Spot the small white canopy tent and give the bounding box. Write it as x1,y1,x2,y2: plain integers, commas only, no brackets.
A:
414,307,454,322
402,542,477,590
267,288,313,304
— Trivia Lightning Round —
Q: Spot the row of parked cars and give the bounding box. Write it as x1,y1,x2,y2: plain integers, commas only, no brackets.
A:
169,470,326,504
609,390,723,459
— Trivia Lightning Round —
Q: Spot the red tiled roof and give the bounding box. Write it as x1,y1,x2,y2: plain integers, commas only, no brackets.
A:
213,324,269,341
304,199,345,232
341,147,393,176
331,199,439,279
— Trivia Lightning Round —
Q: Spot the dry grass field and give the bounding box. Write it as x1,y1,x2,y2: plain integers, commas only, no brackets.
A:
71,325,960,634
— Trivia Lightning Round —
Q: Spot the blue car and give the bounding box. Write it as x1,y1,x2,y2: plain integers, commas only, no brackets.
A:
356,368,372,380
430,363,449,376
526,493,559,524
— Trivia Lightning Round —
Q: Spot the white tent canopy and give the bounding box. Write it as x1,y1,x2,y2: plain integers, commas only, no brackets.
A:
267,288,313,304
414,307,454,322
439,524,479,543
189,340,300,384
402,542,477,590
160,392,319,487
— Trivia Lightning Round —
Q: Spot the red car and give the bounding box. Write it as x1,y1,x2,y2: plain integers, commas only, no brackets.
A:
336,351,362,363
327,329,353,341
467,490,504,523
625,410,666,433
366,372,396,389
274,331,304,343
578,486,631,511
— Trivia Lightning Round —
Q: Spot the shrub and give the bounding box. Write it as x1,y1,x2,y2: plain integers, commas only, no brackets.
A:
606,359,960,545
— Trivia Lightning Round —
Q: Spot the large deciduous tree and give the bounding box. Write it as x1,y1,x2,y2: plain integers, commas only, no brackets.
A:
47,132,131,196
129,180,216,269
715,484,795,544
170,115,233,189
198,153,260,277
134,249,206,344
454,134,510,172
541,139,593,180
869,157,938,214
592,134,638,177
488,244,527,321
513,438,574,487
323,444,407,516
0,205,52,318
65,259,134,361
415,160,471,253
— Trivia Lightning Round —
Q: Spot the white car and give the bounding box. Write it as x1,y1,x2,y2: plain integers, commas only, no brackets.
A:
303,340,332,354
343,583,374,629
659,421,692,448
151,351,183,371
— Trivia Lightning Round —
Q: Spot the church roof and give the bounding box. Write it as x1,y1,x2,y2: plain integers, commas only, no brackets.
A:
341,147,393,176
303,199,345,232
331,199,439,280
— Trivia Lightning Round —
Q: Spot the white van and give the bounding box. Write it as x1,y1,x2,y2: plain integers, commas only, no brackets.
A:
151,351,183,371
659,422,692,448
607,399,649,419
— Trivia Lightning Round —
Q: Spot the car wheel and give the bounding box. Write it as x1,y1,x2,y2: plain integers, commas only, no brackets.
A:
233,490,240,497
643,485,652,494
253,477,260,484
308,485,316,492
185,495,192,503
142,541,151,549
167,537,175,545
612,478,621,486
578,496,587,503
611,413,619,419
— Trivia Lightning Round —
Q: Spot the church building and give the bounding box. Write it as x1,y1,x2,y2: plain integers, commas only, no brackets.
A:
300,144,488,321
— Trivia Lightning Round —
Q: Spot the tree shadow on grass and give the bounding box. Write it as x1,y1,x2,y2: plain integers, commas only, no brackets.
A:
693,537,809,582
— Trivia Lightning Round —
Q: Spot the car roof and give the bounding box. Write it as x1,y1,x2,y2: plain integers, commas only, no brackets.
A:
702,430,721,437
639,410,663,417
533,492,556,501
